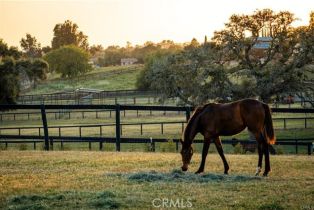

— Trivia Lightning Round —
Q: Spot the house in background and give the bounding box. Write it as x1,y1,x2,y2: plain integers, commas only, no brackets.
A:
121,58,138,66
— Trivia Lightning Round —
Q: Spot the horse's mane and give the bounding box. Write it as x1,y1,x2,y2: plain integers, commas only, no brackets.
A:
182,103,211,144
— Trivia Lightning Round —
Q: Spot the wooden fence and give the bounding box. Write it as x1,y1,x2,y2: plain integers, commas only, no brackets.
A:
17,90,160,105
0,104,313,154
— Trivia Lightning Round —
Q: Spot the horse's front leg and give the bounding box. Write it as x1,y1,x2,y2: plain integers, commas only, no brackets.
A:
195,138,211,174
214,137,229,174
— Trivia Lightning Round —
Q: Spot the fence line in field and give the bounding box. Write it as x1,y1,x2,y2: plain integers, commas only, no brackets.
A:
0,109,184,121
0,104,314,153
17,89,161,105
1,116,314,139
0,135,312,155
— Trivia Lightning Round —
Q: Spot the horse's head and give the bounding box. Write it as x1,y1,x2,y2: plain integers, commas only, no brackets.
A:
180,140,193,171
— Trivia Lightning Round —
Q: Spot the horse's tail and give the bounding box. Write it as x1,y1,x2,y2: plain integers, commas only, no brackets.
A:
262,103,276,145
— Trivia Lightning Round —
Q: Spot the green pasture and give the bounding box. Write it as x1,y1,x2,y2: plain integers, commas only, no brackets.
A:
0,151,313,209
24,65,143,95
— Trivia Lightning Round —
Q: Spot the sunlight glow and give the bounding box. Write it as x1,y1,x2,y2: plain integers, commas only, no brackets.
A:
0,0,313,48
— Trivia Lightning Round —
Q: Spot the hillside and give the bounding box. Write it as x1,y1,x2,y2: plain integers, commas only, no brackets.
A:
22,64,144,95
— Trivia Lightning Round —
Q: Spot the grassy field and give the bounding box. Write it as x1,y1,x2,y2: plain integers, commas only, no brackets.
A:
23,65,143,95
0,151,313,209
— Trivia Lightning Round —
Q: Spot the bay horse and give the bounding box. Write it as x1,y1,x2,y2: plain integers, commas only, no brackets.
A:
180,99,276,176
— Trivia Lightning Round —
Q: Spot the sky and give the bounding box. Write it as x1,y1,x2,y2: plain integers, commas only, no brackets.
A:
0,0,313,49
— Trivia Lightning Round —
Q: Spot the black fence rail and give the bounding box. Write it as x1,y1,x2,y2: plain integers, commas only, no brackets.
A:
0,121,187,136
1,116,314,139
17,89,161,105
0,104,314,153
0,135,312,155
0,109,184,121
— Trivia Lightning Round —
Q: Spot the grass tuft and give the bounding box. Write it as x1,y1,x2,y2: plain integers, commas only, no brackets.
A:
120,169,263,183
90,191,120,209
258,202,285,210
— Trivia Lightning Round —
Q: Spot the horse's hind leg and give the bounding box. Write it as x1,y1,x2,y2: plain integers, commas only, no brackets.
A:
250,131,262,176
256,142,263,176
214,137,229,174
261,134,271,176
195,137,211,174
255,132,271,176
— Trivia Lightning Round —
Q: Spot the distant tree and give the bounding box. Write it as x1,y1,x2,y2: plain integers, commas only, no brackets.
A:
20,34,42,58
44,45,91,78
52,20,88,50
138,45,230,105
0,39,21,59
89,44,103,56
41,46,52,54
0,57,20,104
184,38,200,51
212,9,311,102
99,46,124,66
17,59,48,88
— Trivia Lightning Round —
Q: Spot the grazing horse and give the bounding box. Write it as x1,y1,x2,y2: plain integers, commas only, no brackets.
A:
180,99,276,176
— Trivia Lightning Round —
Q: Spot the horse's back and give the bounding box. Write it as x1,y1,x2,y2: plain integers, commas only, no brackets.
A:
199,99,267,136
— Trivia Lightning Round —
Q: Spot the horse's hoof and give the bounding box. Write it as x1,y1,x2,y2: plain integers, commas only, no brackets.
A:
195,170,203,174
255,167,261,176
224,171,228,175
263,172,268,177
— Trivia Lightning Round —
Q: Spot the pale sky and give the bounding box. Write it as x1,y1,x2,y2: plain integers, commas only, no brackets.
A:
0,0,313,49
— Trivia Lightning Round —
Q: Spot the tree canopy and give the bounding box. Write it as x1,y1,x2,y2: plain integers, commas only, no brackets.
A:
20,33,42,58
16,59,48,88
0,39,21,59
51,20,89,50
137,9,314,105
0,57,20,104
44,45,92,78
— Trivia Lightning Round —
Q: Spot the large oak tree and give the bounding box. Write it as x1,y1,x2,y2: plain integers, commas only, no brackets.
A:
51,20,89,50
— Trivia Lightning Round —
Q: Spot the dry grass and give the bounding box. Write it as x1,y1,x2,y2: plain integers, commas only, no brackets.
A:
0,151,313,209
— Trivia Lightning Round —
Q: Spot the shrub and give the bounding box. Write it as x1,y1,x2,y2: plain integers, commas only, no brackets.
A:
233,143,244,154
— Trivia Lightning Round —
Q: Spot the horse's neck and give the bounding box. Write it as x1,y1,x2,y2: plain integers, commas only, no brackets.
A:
183,126,197,147
183,138,193,148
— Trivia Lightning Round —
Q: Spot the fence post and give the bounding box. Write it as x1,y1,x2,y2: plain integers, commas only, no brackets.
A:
99,141,103,151
176,140,179,152
185,107,191,121
140,124,143,135
49,137,54,150
295,139,298,154
150,137,155,152
115,104,121,151
308,143,313,155
40,104,49,151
